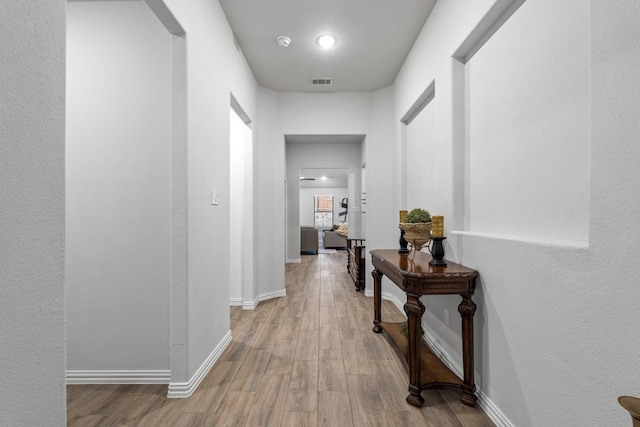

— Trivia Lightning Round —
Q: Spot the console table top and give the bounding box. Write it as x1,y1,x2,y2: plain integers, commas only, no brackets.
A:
370,249,478,280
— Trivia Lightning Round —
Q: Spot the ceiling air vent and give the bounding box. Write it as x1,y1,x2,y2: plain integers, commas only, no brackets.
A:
311,78,333,86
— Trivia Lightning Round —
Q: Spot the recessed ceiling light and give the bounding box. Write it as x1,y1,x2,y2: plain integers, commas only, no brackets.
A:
316,35,337,48
276,36,291,47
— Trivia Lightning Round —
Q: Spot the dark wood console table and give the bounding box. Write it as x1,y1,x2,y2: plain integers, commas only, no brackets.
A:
370,249,478,408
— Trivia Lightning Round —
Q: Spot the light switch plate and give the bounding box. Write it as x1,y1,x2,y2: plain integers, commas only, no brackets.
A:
211,189,219,206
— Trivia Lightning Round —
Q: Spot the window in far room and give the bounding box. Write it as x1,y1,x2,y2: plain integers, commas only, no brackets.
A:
314,195,333,228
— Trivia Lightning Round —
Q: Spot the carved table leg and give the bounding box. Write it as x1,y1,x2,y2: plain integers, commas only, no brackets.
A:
372,268,383,333
458,292,477,406
346,244,351,274
404,292,425,407
355,249,361,292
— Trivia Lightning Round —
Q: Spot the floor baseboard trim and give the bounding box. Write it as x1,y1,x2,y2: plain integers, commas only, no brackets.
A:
242,297,259,310
477,387,515,427
229,297,243,307
378,293,512,427
167,330,232,398
66,370,171,384
259,289,286,302
286,258,301,264
381,291,404,313
242,289,287,310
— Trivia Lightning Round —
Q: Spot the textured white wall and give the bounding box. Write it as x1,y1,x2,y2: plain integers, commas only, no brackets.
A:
406,100,449,216
66,1,171,373
162,0,258,382
467,0,589,242
255,87,286,297
0,1,66,425
587,0,640,423
257,89,395,288
66,0,261,391
279,92,372,135
279,92,371,261
394,0,640,425
363,87,398,291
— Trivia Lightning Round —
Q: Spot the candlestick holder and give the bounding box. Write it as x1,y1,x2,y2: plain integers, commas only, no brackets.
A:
399,229,410,253
429,236,447,266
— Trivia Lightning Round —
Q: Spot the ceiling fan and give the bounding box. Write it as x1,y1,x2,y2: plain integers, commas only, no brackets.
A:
299,176,333,181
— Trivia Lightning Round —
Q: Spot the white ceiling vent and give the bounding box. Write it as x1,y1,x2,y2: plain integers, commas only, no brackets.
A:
311,78,333,86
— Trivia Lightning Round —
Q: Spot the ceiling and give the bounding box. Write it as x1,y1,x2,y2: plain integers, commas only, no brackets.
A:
218,0,436,93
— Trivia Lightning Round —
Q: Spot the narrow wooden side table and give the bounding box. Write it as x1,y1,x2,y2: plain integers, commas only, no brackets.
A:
370,249,478,407
347,238,366,291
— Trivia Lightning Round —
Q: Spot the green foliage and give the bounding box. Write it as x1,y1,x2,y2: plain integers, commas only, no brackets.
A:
404,208,432,223
400,322,425,337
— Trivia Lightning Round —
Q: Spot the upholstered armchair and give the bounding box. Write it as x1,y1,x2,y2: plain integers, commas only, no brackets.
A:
300,226,319,254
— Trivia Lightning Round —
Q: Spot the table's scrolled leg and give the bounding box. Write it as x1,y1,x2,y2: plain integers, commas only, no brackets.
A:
372,268,383,333
346,245,351,272
458,292,477,406
404,292,425,407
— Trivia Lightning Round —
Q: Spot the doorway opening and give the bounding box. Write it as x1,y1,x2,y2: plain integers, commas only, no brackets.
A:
229,102,254,309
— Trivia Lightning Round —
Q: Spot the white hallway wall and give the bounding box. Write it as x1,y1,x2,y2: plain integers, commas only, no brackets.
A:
279,92,372,262
66,0,171,377
393,0,640,425
67,0,261,393
149,0,259,388
2,0,263,417
0,1,66,425
255,87,286,300
256,88,397,284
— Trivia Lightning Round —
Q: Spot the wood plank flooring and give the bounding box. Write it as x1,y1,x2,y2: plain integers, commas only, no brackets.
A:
67,253,495,426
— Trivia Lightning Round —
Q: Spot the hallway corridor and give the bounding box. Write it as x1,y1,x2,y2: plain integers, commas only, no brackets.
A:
67,253,494,426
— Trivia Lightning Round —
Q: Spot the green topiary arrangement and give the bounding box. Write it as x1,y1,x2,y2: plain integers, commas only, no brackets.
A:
399,208,433,259
403,208,432,223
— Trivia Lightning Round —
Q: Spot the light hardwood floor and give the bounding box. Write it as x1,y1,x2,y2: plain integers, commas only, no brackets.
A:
67,253,495,426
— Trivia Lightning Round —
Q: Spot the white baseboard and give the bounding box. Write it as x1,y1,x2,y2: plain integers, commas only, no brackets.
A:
477,387,515,427
259,288,287,301
242,296,259,310
167,329,232,398
382,291,404,311
377,292,513,427
286,258,301,264
242,288,287,310
66,370,170,384
229,297,243,307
